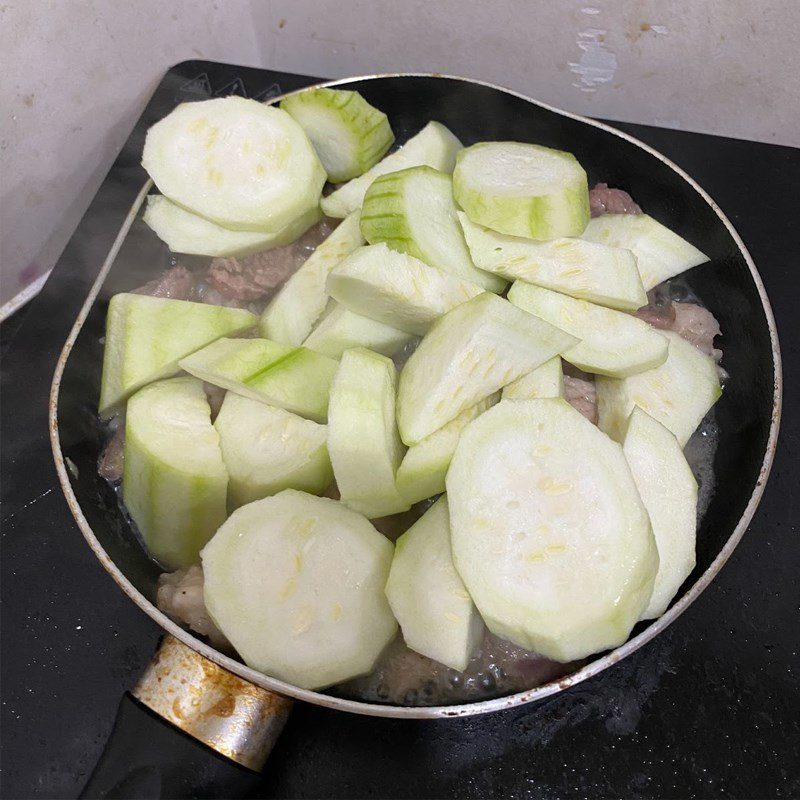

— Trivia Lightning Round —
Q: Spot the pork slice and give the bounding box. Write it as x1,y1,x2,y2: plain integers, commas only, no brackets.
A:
634,288,677,330
589,183,642,217
98,424,125,483
670,302,722,360
132,265,194,300
203,382,226,420
563,372,598,425
156,565,231,652
206,217,339,302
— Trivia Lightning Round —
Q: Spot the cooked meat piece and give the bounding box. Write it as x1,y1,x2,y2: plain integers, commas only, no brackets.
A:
98,424,125,483
206,217,338,302
634,300,677,330
671,302,722,360
203,382,226,420
156,565,231,652
563,374,598,425
132,265,194,300
206,252,293,302
635,285,676,329
589,182,642,217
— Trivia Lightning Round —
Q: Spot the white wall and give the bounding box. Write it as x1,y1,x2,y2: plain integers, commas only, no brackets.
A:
2,0,798,315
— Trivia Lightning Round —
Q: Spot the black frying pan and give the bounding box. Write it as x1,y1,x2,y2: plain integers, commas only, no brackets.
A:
49,72,781,798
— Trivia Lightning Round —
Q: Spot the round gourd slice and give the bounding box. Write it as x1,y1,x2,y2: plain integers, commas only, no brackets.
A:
453,141,590,240
142,97,326,232
202,490,397,690
446,398,658,662
143,195,321,258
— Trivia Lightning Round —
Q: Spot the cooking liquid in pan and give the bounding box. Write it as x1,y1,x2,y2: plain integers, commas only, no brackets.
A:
98,216,722,707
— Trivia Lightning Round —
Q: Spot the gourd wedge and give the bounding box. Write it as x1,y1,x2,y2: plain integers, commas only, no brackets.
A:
623,407,698,619
327,243,484,335
581,213,709,291
596,330,722,446
396,292,577,444
385,498,484,671
303,302,414,359
214,393,333,509
502,356,564,400
458,211,646,311
327,348,410,518
179,338,338,423
507,281,668,377
123,376,228,569
260,212,364,346
395,395,498,506
99,293,256,417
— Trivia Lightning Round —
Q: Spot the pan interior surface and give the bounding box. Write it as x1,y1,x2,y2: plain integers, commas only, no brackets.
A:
51,72,780,719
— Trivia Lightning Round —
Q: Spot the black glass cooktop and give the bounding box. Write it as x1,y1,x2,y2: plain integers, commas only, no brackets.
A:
1,62,798,799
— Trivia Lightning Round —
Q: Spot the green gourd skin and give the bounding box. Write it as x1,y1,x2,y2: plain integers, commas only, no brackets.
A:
123,376,228,570
281,87,395,182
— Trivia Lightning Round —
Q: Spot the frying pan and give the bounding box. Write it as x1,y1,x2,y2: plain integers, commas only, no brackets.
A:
49,72,781,798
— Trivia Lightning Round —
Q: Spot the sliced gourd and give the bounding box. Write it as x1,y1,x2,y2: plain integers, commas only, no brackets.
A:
385,498,484,671
214,393,332,509
280,87,394,182
327,348,410,517
202,490,397,689
623,407,698,619
123,377,227,569
446,399,658,662
142,97,326,232
327,243,484,335
260,212,364,345
320,121,462,218
453,142,590,240
508,281,668,378
142,194,321,258
179,338,337,423
582,213,709,291
458,211,646,311
396,395,498,506
99,294,256,417
361,166,506,292
502,356,564,401
396,293,577,444
303,301,414,359
596,330,722,446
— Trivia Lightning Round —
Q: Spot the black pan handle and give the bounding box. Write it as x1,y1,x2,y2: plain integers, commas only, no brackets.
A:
80,635,293,800
80,693,262,799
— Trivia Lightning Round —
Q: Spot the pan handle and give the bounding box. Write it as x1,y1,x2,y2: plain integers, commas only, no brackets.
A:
80,635,293,799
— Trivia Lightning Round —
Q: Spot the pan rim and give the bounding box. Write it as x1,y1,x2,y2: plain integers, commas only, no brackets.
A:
49,71,782,720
